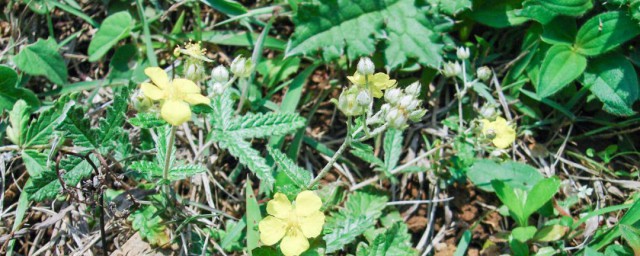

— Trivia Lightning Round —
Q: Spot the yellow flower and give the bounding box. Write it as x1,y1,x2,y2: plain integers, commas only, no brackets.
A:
174,41,212,62
481,117,516,149
347,72,396,98
259,191,325,256
140,67,210,126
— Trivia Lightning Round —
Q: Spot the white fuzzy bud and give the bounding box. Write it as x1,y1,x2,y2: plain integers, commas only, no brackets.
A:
211,82,226,95
442,61,461,78
398,95,414,109
405,81,421,96
211,65,229,83
384,88,402,105
230,56,252,78
357,57,375,75
479,104,497,119
356,90,372,106
336,88,364,116
477,66,492,81
184,61,205,82
405,99,421,112
381,103,391,113
386,108,407,128
457,47,470,60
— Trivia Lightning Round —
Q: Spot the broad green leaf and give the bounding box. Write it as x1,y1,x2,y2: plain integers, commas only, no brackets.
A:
129,205,169,246
534,225,567,242
470,0,528,28
520,0,592,24
604,244,634,256
88,11,133,62
26,156,94,202
324,188,388,253
356,222,416,256
582,53,638,116
58,106,100,149
428,0,471,15
228,112,306,139
383,128,403,174
0,66,39,111
467,159,544,192
575,11,640,56
21,150,48,176
14,38,67,85
108,44,139,80
584,247,605,256
537,45,587,97
129,161,163,180
620,225,640,255
492,180,528,226
212,132,274,190
382,0,447,69
23,96,74,147
512,226,537,242
245,179,260,254
540,16,577,45
524,177,560,219
98,88,130,151
6,100,31,146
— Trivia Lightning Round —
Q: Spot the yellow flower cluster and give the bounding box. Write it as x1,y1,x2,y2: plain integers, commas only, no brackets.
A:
347,72,396,98
259,191,325,256
480,117,516,149
140,67,210,126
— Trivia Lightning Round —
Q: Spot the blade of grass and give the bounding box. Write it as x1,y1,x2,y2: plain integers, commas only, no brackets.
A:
136,0,158,67
50,1,99,27
245,178,260,255
7,181,31,256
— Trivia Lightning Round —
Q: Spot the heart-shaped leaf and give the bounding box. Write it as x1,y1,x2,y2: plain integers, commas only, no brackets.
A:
88,11,133,62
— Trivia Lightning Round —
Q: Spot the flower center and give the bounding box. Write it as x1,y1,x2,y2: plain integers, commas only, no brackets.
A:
485,128,496,139
285,209,301,234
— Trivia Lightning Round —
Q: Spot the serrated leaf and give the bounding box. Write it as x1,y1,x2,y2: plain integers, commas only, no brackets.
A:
582,53,638,116
155,126,176,170
383,128,403,173
128,112,165,128
27,156,94,202
211,92,235,131
212,132,274,190
575,11,640,56
129,160,163,181
382,1,447,69
228,112,306,139
324,188,388,253
88,11,133,62
58,106,100,149
128,205,169,246
21,150,48,176
520,0,593,24
23,96,74,147
537,44,587,97
356,222,416,256
350,142,384,167
169,164,206,180
98,88,130,151
268,147,312,196
14,38,67,85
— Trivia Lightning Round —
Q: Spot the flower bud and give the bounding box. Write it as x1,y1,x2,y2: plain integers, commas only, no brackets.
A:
131,90,152,112
356,90,372,106
211,82,226,95
357,57,375,75
336,88,364,116
398,95,415,109
384,88,402,105
457,47,470,60
477,66,492,81
211,65,229,83
184,61,205,82
230,56,252,78
405,81,421,96
479,103,497,119
405,99,421,112
386,108,407,129
380,103,391,113
442,61,461,78
409,109,427,122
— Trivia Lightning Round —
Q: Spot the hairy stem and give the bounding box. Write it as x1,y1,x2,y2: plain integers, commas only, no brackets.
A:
308,117,352,187
163,125,178,195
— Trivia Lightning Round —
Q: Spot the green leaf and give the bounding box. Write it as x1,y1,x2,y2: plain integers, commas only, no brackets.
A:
211,92,235,131
383,128,403,174
0,66,39,111
582,53,638,116
428,0,471,15
14,38,67,85
128,205,169,246
213,219,246,252
604,244,634,256
23,95,74,147
523,177,560,219
228,112,306,139
128,112,165,128
6,100,31,146
200,0,247,16
621,225,640,255
268,147,312,195
356,222,416,256
470,0,528,28
98,88,130,151
533,224,567,242
88,11,133,62
27,156,94,202
212,132,274,190
537,45,587,97
453,230,472,256
575,11,640,56
58,106,100,149
520,0,592,24
324,188,388,253
245,179,260,254
492,180,528,226
169,164,206,180
540,16,577,45
467,159,544,192
350,142,384,167
382,1,447,69
512,226,538,242
198,30,286,51
129,160,163,181
21,150,48,176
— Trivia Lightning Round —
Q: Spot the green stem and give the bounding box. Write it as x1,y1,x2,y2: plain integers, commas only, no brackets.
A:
163,125,178,195
308,117,352,188
46,12,55,38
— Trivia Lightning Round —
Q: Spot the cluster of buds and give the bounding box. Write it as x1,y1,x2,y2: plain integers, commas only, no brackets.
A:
207,56,251,96
174,42,212,82
336,57,395,117
378,82,427,129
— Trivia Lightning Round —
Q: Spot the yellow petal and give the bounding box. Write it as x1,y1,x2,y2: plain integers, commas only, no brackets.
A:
280,229,310,256
267,193,292,219
161,100,191,126
184,94,210,105
299,211,325,238
140,83,165,100
294,191,322,217
493,118,516,149
144,67,169,89
258,216,286,246
480,119,494,135
347,72,365,86
172,78,201,94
